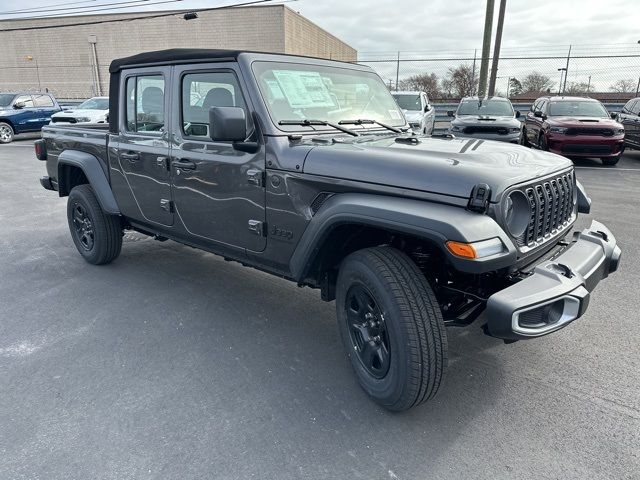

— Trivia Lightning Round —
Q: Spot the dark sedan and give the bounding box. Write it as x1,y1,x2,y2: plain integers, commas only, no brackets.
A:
523,96,625,166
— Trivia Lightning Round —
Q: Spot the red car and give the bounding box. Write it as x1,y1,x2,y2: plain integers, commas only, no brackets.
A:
522,96,625,166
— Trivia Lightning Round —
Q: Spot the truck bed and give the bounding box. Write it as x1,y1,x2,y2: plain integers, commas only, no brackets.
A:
41,124,110,183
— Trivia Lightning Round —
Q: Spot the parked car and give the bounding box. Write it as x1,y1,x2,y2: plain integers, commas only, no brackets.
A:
391,91,435,134
523,96,625,166
616,97,640,150
448,96,522,143
36,49,620,411
0,92,61,143
50,96,109,124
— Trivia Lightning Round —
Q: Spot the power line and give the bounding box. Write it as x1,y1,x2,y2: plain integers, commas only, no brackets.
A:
0,0,278,30
6,0,181,20
0,0,151,17
0,0,97,15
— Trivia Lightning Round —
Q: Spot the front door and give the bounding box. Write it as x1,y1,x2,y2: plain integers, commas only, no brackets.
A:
169,64,266,252
32,93,58,129
115,67,173,226
12,94,39,133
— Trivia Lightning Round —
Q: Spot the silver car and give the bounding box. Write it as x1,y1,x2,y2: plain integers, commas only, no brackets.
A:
392,91,436,134
448,96,522,143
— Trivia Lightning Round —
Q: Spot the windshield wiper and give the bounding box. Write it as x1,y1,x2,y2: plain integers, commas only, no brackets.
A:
278,119,359,137
338,118,402,134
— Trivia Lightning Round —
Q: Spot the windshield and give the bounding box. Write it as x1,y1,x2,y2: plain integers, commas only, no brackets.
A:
0,94,15,107
548,100,608,117
457,99,514,116
252,61,404,129
78,97,109,110
392,94,421,111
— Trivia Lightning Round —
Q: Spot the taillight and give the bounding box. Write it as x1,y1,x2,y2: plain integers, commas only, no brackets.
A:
34,139,47,160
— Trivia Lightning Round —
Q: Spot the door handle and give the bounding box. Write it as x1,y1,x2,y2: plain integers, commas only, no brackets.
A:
172,159,197,170
121,152,139,162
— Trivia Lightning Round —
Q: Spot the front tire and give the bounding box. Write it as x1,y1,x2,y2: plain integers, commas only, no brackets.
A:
601,156,620,166
67,184,122,265
336,247,447,411
538,132,548,151
520,127,530,147
0,122,14,144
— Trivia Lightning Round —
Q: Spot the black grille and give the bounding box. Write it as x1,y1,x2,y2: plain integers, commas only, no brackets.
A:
564,127,614,136
51,117,77,123
561,144,613,155
310,192,332,215
463,125,508,135
519,172,575,248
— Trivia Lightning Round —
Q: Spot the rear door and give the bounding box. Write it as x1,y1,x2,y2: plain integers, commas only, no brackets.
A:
113,67,173,226
32,94,58,128
169,63,266,252
621,99,640,147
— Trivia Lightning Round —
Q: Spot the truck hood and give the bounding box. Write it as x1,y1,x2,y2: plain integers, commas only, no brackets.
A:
302,135,572,201
546,116,621,127
51,109,107,119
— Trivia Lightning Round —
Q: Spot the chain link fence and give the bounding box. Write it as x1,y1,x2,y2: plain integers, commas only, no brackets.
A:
333,44,640,103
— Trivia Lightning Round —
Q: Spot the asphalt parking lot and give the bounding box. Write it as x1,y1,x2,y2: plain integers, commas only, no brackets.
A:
1,138,639,480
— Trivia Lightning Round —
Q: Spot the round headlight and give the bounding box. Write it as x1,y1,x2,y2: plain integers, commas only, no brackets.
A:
504,191,530,238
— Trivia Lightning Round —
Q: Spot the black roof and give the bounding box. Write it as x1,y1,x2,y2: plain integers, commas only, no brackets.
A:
109,49,247,73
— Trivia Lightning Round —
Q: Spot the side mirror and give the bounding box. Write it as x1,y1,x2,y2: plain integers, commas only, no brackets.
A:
13,101,26,109
209,106,247,142
533,110,543,118
424,104,431,113
447,110,454,117
609,111,618,120
515,110,521,118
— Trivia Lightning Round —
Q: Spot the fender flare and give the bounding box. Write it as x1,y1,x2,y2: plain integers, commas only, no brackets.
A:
58,150,120,215
289,193,517,280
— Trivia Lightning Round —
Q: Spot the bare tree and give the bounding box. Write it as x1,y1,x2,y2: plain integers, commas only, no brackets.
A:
508,78,523,97
521,72,555,93
610,79,636,93
565,82,590,95
443,64,478,98
398,73,441,99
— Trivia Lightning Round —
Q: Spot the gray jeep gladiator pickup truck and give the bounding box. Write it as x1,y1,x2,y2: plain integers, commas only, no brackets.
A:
36,49,621,411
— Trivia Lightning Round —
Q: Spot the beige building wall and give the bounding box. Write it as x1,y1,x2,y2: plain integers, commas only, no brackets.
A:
0,5,356,99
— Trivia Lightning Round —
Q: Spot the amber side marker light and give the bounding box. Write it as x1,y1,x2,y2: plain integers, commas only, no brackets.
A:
446,238,505,259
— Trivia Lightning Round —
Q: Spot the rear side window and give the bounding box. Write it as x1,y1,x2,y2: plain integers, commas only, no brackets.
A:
632,99,640,116
125,75,165,133
181,71,247,138
14,95,34,107
33,94,54,107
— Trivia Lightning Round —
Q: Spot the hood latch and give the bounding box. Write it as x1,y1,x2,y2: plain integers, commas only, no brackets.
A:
467,183,491,213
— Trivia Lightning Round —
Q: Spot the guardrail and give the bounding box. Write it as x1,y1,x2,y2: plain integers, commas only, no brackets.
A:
432,102,625,126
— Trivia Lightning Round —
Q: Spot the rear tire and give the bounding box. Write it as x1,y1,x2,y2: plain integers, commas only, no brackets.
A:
67,184,122,265
336,246,447,411
601,156,620,166
538,132,548,151
0,122,14,144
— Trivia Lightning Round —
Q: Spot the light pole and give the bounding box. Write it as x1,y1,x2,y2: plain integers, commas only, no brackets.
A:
25,55,41,91
557,68,566,95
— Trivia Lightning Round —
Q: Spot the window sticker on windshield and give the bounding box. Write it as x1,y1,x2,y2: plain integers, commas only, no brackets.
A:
272,70,335,109
389,110,402,120
265,79,286,100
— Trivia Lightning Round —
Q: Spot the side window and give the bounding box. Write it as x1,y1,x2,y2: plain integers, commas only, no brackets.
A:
33,94,54,107
531,100,539,112
632,99,640,116
125,75,165,133
539,99,548,113
181,71,247,138
14,95,34,108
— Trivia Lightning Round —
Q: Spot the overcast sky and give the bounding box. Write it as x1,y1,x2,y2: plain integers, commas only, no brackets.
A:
3,0,639,91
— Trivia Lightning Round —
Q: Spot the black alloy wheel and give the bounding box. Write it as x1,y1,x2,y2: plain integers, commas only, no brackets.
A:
71,202,95,251
345,284,391,379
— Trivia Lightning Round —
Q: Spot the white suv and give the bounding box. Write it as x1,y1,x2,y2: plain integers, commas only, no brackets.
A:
392,91,436,134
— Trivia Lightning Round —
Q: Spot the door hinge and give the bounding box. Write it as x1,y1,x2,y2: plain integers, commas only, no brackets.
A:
248,220,266,236
246,169,265,187
160,199,174,213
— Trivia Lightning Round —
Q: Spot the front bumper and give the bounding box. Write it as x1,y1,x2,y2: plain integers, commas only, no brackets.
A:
452,131,521,143
547,133,625,158
486,220,621,340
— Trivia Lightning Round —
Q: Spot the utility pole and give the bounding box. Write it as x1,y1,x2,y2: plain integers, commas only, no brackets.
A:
562,45,571,94
488,0,506,97
395,51,400,91
557,68,566,95
477,0,495,98
471,49,477,95
636,76,640,96
506,76,512,98
586,75,591,94
25,56,41,91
